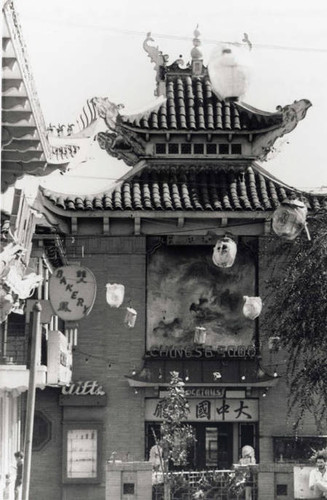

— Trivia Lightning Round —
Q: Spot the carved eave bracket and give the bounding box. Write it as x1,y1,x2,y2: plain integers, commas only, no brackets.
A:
96,129,146,167
143,32,168,97
252,99,312,160
92,97,146,166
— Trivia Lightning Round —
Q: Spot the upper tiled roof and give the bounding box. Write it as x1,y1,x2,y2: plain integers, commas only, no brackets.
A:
40,163,325,213
121,75,283,132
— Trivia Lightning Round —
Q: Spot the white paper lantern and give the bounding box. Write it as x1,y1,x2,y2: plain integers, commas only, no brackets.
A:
243,296,262,320
208,45,251,100
212,237,237,268
194,326,207,345
124,307,137,328
106,283,125,308
272,199,308,241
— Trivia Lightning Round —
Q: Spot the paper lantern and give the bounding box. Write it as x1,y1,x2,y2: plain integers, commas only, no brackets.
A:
106,283,125,308
212,237,237,268
124,307,137,328
194,326,207,345
243,296,262,320
208,45,251,100
272,199,308,240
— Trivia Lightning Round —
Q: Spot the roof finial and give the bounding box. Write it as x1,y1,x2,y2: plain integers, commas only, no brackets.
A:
191,24,203,61
191,25,203,76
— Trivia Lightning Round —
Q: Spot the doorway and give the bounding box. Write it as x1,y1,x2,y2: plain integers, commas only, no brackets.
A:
195,423,233,469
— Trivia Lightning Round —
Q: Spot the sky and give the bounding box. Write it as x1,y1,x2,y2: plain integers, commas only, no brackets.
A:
8,0,327,199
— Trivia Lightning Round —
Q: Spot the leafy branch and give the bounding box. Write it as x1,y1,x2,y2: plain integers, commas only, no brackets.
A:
263,210,327,430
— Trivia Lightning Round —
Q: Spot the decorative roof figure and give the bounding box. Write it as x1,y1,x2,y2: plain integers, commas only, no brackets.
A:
143,33,168,96
191,25,203,76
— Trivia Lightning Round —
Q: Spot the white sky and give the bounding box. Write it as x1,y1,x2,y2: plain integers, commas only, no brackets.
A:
10,0,327,197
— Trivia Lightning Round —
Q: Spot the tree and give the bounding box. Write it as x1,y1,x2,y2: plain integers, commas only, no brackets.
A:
152,371,194,500
264,210,327,431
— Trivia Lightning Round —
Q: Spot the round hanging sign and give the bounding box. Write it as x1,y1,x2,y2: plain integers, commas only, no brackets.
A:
49,265,97,321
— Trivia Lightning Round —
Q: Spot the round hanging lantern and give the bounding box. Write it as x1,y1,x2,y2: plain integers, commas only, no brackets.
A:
272,199,308,240
106,283,125,308
243,296,262,320
194,326,207,345
208,45,251,100
212,236,237,268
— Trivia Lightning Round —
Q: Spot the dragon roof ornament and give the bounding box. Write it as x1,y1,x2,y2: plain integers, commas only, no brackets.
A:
143,33,168,96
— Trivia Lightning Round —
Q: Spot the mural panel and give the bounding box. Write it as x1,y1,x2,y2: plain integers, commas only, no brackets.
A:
147,242,256,350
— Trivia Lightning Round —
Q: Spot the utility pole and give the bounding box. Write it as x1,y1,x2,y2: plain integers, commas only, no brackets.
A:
22,301,42,500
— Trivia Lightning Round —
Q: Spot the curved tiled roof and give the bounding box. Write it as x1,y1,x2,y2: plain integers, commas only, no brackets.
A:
121,75,283,132
40,163,325,213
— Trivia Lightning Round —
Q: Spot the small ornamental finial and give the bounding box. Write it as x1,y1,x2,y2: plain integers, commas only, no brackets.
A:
191,25,203,76
191,24,202,61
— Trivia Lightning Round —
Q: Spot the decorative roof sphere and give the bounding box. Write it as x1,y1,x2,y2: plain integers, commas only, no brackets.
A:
208,44,251,100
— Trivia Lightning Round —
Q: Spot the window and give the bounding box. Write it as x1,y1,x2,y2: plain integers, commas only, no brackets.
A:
33,411,52,451
181,143,192,154
273,436,327,463
219,144,229,154
231,144,242,154
194,144,204,154
168,143,179,154
206,144,217,155
156,144,166,154
276,484,288,496
62,422,102,483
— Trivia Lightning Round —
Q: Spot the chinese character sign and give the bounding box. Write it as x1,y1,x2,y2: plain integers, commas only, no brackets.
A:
146,398,258,422
49,265,97,321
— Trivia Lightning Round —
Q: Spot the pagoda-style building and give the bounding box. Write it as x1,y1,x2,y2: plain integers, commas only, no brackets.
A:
24,29,327,500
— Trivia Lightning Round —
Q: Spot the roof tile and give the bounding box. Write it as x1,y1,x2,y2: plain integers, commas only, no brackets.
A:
41,164,325,214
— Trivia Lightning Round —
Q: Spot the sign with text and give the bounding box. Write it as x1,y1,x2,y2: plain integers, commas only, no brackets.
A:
49,265,97,321
47,330,72,386
61,381,105,396
160,387,224,398
147,345,257,359
59,381,107,406
146,398,258,422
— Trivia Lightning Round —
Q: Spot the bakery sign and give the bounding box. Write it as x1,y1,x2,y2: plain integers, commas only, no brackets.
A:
49,265,97,321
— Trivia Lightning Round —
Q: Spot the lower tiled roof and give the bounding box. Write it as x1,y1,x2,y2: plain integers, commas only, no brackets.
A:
40,163,325,213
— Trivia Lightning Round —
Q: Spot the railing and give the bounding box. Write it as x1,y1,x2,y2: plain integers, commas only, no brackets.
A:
152,467,258,500
1,331,28,365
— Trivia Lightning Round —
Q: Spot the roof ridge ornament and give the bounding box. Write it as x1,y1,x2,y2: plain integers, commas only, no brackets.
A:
191,25,203,76
252,99,312,160
143,32,168,96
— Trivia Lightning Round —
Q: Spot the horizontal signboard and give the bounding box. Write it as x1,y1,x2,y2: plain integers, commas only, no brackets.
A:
146,398,258,422
146,345,257,359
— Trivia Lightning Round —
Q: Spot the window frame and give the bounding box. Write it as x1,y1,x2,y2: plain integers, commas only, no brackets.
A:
62,421,103,484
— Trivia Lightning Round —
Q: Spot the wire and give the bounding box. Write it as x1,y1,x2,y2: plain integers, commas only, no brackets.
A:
72,346,114,365
21,16,327,54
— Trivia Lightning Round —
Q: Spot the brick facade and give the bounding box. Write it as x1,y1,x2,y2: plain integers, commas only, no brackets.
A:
29,233,325,500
